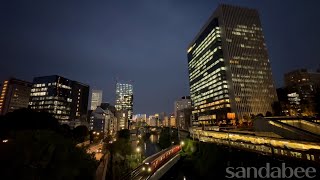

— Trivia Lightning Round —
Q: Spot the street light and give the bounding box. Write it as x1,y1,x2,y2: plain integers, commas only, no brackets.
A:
136,147,141,153
180,141,185,146
136,147,141,163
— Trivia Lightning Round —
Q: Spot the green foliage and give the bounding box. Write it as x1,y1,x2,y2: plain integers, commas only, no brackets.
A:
111,138,132,156
0,109,98,180
181,139,197,156
72,125,89,143
117,129,130,140
107,137,134,180
0,130,98,180
159,128,171,149
265,111,273,117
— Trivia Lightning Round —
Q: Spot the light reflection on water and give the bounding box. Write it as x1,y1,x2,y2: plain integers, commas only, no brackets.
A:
150,134,159,143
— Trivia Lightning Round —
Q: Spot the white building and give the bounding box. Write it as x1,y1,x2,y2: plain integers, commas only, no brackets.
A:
90,89,103,110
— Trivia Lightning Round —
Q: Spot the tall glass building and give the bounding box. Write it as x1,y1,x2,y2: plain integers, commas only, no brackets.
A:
187,4,277,127
29,75,89,123
115,82,133,120
90,89,103,110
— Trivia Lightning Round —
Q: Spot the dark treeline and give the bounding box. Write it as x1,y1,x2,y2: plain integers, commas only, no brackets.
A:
0,108,97,180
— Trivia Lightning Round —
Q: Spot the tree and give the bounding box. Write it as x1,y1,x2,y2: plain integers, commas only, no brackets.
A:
107,130,133,180
60,124,72,138
73,125,89,143
265,111,273,117
0,110,98,179
0,130,97,179
117,129,130,140
3,108,60,132
272,101,282,116
158,127,171,149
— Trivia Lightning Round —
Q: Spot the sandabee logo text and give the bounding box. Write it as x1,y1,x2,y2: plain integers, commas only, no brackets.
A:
226,163,317,179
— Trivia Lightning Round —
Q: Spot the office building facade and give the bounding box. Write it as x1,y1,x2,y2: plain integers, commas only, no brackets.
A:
187,4,277,127
115,82,133,121
284,69,320,116
29,75,89,123
0,78,32,115
89,105,117,136
90,89,103,110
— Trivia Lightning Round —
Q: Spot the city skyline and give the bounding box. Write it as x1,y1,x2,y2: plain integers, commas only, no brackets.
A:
1,0,320,115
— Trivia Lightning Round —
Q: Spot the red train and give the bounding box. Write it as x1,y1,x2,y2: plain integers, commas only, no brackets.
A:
141,145,181,174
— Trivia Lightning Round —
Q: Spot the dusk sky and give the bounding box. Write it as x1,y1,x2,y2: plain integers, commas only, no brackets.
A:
1,0,320,115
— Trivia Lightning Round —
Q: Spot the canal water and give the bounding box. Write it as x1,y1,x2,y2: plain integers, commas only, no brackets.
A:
143,134,161,158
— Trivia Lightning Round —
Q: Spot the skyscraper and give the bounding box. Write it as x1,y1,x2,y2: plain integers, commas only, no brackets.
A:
29,75,89,123
115,82,133,120
284,69,320,116
0,78,32,115
187,4,277,127
90,89,103,110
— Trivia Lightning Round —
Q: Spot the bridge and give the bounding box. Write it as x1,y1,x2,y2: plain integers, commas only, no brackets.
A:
121,145,182,180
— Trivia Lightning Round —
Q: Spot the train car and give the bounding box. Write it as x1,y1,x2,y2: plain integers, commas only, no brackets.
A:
141,145,181,174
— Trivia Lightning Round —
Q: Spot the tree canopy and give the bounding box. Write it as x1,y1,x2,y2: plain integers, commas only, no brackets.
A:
0,109,98,179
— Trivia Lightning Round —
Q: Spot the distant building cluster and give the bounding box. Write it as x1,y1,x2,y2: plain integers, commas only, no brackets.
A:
276,69,320,116
0,75,134,137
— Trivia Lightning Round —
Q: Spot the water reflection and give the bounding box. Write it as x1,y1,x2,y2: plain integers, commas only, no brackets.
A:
144,134,160,157
150,134,159,143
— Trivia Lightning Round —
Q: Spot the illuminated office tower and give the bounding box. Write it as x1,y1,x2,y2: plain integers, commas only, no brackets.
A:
187,4,277,127
29,75,89,123
115,82,133,120
90,89,103,110
0,78,32,115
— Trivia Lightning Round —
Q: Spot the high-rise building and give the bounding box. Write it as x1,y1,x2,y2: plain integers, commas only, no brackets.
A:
177,108,193,130
169,115,176,127
132,114,147,123
163,116,169,127
174,96,192,130
148,115,156,126
0,78,32,115
115,82,133,120
187,4,277,127
284,69,320,116
174,96,192,118
90,89,103,110
29,75,89,123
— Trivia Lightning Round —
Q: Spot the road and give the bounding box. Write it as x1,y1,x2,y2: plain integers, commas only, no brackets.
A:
87,143,103,160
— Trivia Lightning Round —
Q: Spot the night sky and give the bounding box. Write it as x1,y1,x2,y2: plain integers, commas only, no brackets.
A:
1,0,320,115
